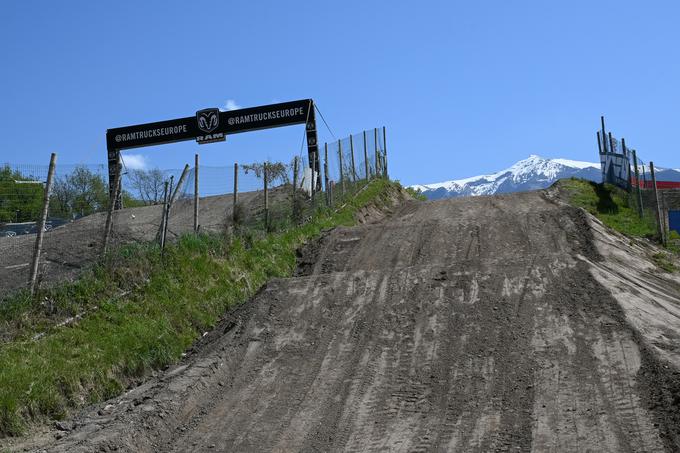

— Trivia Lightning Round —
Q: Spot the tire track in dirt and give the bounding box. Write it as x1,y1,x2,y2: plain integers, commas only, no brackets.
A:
28,190,680,453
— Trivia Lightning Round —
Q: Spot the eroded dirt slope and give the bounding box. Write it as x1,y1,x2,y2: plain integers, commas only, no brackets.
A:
24,190,680,452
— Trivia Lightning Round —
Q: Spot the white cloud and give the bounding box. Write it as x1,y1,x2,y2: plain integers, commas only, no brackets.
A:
222,99,241,111
122,154,148,170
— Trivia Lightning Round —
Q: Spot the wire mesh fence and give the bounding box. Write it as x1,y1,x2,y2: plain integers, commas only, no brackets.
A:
597,117,680,245
0,127,388,299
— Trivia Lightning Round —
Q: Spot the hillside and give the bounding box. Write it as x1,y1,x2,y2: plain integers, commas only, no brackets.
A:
18,184,680,453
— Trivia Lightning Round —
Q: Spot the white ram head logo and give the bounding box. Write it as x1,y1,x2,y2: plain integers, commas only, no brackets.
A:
196,108,219,133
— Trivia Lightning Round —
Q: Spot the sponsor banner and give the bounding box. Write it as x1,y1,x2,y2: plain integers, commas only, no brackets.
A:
107,99,312,150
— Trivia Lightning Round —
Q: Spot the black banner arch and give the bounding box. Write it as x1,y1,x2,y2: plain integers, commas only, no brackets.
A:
106,99,320,203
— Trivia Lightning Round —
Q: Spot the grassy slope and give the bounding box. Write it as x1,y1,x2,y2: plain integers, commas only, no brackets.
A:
558,178,658,238
558,178,679,271
0,179,401,436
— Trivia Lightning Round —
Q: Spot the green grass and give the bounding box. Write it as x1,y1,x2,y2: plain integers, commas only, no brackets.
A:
558,178,658,239
402,184,428,201
0,179,397,437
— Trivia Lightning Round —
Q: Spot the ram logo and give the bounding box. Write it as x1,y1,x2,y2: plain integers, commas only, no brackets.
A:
196,108,220,133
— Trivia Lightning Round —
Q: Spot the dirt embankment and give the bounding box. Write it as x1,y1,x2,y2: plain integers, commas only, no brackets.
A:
11,189,680,453
0,188,282,295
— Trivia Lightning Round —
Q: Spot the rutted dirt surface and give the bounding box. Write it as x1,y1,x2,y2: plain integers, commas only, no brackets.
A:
16,190,680,452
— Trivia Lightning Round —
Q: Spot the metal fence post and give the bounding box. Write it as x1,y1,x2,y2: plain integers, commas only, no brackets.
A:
632,150,643,218
650,162,666,246
193,154,199,233
363,130,369,180
29,153,57,295
350,134,357,183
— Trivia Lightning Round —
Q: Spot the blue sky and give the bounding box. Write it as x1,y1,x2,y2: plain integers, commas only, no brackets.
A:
1,1,679,185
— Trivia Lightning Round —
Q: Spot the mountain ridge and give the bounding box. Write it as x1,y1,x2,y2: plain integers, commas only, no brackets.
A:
410,155,602,200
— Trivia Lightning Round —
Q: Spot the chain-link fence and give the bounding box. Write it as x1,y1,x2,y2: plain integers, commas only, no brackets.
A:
0,127,389,299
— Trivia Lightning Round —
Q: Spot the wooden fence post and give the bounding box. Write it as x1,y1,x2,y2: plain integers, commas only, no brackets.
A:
292,156,299,221
650,162,666,246
169,164,190,205
162,175,174,249
193,154,199,233
233,162,238,223
160,180,169,248
29,153,57,295
264,162,269,231
374,128,380,177
632,150,643,218
363,130,369,180
102,159,121,256
324,143,330,206
350,134,357,183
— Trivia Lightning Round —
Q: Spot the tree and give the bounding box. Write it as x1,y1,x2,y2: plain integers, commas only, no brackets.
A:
50,166,108,219
241,161,290,187
128,168,166,205
0,166,44,223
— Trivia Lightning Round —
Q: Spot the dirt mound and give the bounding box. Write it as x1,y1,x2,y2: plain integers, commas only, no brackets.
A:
12,190,680,452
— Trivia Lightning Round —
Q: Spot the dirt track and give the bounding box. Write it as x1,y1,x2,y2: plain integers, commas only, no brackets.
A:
19,189,680,452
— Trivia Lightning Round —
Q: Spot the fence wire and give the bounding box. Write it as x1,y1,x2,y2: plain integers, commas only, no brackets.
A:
0,127,388,298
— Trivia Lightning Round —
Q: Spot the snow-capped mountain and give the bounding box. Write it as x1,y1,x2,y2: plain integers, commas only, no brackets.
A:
410,155,601,200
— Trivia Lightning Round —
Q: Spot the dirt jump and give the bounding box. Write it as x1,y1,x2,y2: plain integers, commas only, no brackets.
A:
20,188,680,452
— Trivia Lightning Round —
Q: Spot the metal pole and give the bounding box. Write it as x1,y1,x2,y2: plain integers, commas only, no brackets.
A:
650,162,666,246
263,162,269,231
596,131,603,154
383,126,388,179
102,159,122,256
193,154,199,233
363,130,369,180
601,116,607,153
632,150,643,218
29,152,57,295
350,134,357,183
608,132,615,155
622,138,631,191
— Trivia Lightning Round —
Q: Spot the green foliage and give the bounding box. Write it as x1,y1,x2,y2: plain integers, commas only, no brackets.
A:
559,178,658,239
0,179,398,436
241,161,290,186
652,252,677,272
0,166,44,223
402,184,428,201
50,166,109,219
